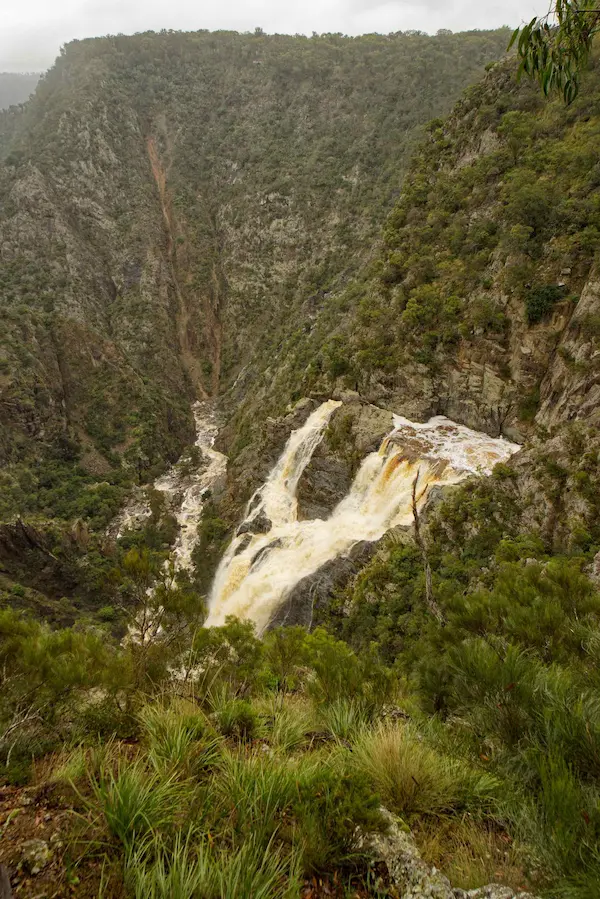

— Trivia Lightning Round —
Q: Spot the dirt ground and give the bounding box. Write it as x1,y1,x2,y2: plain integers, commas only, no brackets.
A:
0,783,118,899
0,780,394,898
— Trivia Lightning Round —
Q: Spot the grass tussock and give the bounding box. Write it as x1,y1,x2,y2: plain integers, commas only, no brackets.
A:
353,722,499,818
89,759,190,849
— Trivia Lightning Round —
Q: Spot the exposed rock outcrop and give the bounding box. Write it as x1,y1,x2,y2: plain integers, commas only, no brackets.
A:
365,811,538,899
268,540,380,629
296,395,394,520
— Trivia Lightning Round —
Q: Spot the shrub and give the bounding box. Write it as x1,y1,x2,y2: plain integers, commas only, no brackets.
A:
213,697,260,742
291,751,386,872
525,284,567,324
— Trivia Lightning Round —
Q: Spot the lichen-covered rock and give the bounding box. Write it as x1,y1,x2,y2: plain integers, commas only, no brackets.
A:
21,839,52,875
364,811,538,899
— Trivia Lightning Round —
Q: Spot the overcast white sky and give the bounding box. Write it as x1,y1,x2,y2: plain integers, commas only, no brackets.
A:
2,0,547,73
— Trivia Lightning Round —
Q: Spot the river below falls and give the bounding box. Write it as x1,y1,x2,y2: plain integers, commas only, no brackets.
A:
113,402,227,574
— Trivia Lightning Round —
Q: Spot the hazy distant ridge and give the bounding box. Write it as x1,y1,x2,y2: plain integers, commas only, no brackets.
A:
0,72,41,109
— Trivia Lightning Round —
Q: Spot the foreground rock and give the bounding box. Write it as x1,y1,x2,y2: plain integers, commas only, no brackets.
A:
366,811,538,899
20,840,52,876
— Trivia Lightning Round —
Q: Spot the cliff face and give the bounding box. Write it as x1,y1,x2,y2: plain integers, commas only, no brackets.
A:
4,27,600,624
213,52,600,612
228,56,600,454
0,27,510,512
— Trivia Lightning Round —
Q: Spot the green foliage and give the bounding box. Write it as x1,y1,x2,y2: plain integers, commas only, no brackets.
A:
127,831,301,899
212,697,260,742
191,617,264,695
0,455,129,529
0,26,510,545
509,1,600,103
139,704,221,777
317,698,371,742
4,583,600,897
303,627,393,710
88,758,188,849
353,723,499,818
525,284,568,324
262,625,308,693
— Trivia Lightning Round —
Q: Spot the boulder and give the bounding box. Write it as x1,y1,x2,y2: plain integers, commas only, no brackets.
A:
268,540,378,629
237,510,272,535
296,400,394,520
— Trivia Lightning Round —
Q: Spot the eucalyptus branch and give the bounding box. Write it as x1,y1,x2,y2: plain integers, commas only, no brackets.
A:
509,1,600,102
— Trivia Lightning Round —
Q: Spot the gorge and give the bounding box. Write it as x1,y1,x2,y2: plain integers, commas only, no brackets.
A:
2,21,600,899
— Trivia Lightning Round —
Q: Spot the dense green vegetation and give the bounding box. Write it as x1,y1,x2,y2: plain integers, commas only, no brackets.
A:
4,416,600,896
307,425,600,896
4,527,600,897
2,24,600,899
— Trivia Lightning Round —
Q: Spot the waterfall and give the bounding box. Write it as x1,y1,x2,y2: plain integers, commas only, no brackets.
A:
205,403,520,633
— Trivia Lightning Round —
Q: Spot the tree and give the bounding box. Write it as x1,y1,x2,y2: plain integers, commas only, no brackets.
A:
116,548,205,687
509,1,600,102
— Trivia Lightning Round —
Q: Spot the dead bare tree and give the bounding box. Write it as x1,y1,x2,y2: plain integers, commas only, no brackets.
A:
412,470,445,625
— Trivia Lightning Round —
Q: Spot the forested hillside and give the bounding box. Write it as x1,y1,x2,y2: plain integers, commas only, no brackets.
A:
0,27,509,527
231,53,600,450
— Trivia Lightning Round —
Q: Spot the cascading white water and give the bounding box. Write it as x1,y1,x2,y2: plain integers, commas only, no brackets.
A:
205,403,520,633
244,399,342,529
114,402,227,573
154,404,227,572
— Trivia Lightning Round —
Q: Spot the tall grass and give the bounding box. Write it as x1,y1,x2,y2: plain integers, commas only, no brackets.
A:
254,695,314,753
215,836,301,899
415,816,528,892
139,703,222,776
317,697,371,742
353,722,499,818
89,759,189,849
125,831,215,899
208,686,262,742
505,753,600,896
126,832,300,899
214,751,299,845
